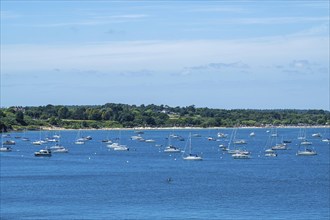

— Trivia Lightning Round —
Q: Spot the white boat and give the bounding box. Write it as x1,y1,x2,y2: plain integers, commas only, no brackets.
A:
1,132,13,152
226,127,250,156
192,134,201,137
107,143,121,149
297,127,306,140
145,139,155,143
164,145,181,153
322,138,330,143
131,135,143,141
270,127,278,137
45,138,58,142
217,133,228,138
312,133,321,138
34,149,52,157
232,153,251,159
300,140,312,145
75,140,85,145
33,127,46,145
219,144,228,151
53,134,61,139
75,130,85,144
183,154,203,160
297,141,317,156
265,148,275,153
113,145,129,151
102,140,113,144
271,144,287,150
164,134,181,153
249,132,255,137
3,140,15,145
183,133,202,161
207,137,216,141
32,140,43,145
297,149,317,156
233,139,247,144
0,147,12,152
228,149,250,155
265,128,286,153
265,152,277,157
52,147,69,153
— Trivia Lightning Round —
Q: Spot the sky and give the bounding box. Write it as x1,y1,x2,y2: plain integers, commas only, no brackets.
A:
1,1,329,110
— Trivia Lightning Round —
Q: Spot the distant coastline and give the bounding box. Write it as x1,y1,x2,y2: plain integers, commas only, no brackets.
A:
38,125,330,131
1,103,329,132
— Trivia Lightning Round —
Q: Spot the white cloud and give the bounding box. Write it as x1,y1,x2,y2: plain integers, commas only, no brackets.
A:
1,33,328,78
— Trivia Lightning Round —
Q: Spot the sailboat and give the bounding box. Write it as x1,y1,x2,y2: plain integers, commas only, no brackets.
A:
50,133,69,153
164,134,181,153
183,133,202,161
108,130,129,151
264,131,278,157
0,130,12,152
297,127,306,140
75,130,85,144
21,129,30,141
227,127,250,158
296,142,317,156
32,127,46,145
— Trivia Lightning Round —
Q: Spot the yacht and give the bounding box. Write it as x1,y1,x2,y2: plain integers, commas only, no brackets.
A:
34,149,52,157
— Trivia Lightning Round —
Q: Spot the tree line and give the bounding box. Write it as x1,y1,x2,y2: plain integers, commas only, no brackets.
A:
0,103,329,131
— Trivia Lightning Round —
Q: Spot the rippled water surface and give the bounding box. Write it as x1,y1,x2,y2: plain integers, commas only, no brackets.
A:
1,128,329,219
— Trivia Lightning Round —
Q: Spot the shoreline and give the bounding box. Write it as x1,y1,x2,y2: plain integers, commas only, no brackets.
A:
38,125,330,131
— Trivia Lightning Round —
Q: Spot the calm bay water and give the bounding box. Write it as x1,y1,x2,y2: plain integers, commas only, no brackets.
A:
1,128,329,219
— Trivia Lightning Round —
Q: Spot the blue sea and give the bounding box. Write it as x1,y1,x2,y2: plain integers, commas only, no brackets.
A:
1,128,329,219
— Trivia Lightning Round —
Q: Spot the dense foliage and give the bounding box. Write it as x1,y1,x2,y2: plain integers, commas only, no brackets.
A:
0,103,329,131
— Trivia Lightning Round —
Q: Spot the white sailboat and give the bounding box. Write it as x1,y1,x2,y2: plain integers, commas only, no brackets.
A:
227,127,251,157
32,127,46,145
0,131,12,152
164,134,181,153
75,130,85,144
183,133,202,161
109,130,129,151
264,129,278,157
297,131,317,156
297,127,306,140
296,142,317,156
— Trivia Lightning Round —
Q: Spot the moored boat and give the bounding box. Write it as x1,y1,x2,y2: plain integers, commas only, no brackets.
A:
34,149,52,157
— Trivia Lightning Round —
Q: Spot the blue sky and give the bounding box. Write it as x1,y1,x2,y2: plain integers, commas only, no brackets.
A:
1,1,329,109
